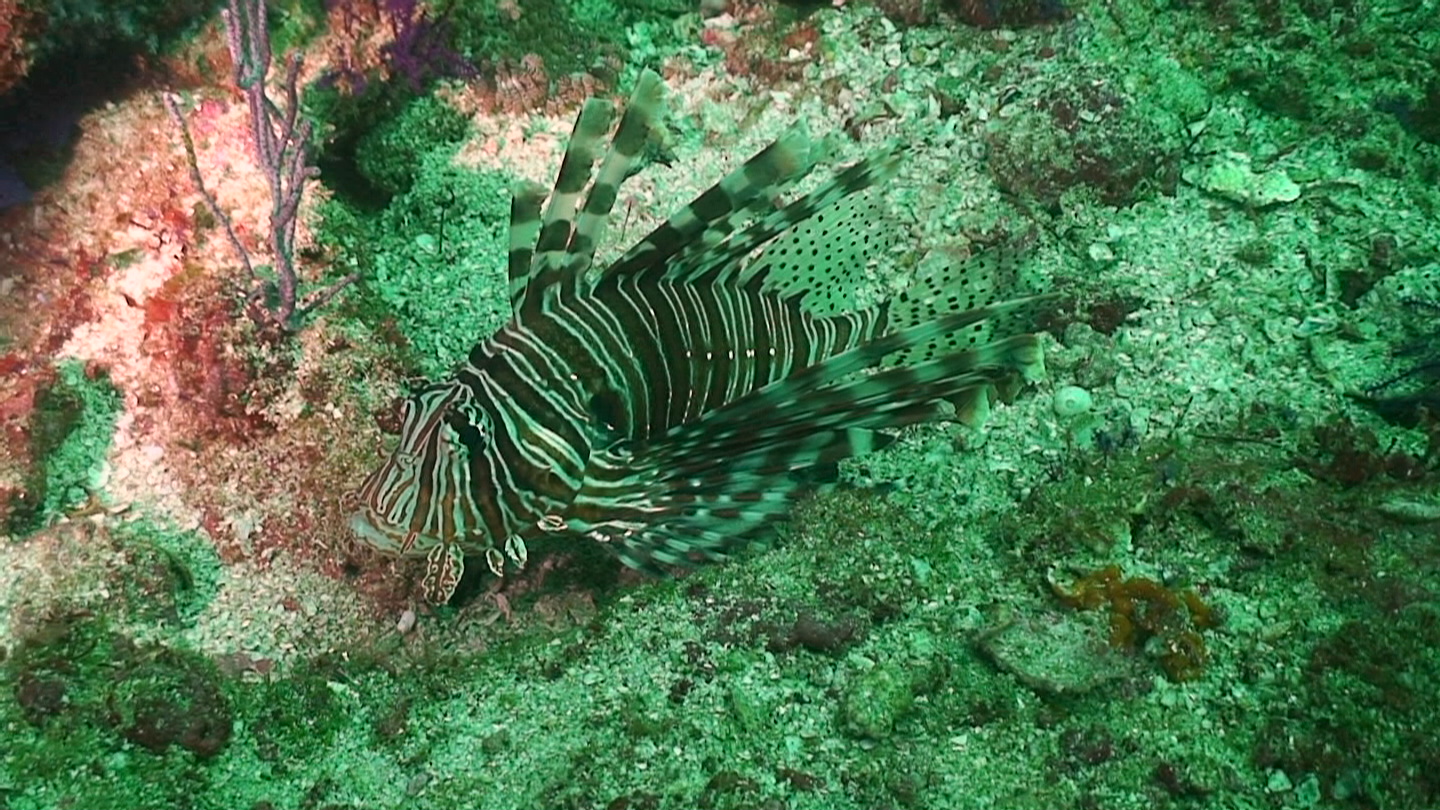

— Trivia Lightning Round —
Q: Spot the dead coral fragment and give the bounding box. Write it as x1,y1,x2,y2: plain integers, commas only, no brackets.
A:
1051,564,1217,682
976,611,1135,695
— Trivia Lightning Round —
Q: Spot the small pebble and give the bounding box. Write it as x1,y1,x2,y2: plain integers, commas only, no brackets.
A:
397,609,417,634
1053,385,1094,418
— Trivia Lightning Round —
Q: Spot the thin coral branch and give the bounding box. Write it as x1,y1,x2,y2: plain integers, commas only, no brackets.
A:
298,269,362,317
167,0,357,331
162,92,254,281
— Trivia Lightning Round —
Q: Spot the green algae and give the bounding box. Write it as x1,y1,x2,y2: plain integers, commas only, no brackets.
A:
8,360,122,536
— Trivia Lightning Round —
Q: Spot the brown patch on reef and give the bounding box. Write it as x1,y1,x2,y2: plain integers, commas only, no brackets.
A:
1051,564,1217,682
0,354,57,527
701,2,823,89
986,73,1177,208
444,54,608,119
0,0,37,95
147,313,417,609
0,35,416,626
135,269,284,446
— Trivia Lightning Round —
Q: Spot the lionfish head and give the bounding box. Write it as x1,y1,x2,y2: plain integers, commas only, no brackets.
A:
349,379,487,559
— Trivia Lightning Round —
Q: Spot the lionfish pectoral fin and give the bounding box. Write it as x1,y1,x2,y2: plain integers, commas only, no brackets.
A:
567,424,891,574
572,487,792,575
566,298,1052,574
949,385,992,428
650,298,1052,459
619,521,779,573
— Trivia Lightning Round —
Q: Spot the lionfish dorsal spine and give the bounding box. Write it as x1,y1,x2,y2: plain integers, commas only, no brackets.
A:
568,72,665,269
600,122,816,284
505,180,547,308
507,70,667,315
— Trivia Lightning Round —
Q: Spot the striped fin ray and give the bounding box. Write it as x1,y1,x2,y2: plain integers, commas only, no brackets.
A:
654,311,1050,470
603,123,816,281
566,297,1052,571
741,174,900,316
683,146,906,290
567,471,802,572
615,499,794,570
567,71,666,271
611,432,895,570
505,181,547,308
879,247,1034,372
521,96,616,305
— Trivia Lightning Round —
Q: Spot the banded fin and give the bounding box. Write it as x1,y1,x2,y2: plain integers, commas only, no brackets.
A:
566,296,1053,572
604,123,817,282
652,145,905,292
510,70,668,311
657,301,1050,462
742,180,899,317
881,247,1033,369
727,147,906,293
515,95,615,309
569,71,665,271
506,180,547,308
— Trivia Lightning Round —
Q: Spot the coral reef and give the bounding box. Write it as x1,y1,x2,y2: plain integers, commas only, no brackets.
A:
0,0,35,96
0,0,1438,805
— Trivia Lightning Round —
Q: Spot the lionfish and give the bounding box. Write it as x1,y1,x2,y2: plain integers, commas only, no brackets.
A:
350,70,1050,604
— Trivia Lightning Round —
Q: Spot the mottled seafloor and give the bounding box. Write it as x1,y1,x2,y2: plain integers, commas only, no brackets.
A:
1,0,1438,807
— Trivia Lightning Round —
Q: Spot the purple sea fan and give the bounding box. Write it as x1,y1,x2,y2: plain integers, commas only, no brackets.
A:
379,0,477,90
323,0,476,94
